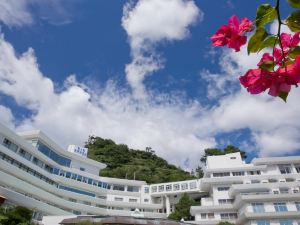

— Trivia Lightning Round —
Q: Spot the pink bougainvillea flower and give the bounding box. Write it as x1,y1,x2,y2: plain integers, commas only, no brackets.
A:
240,56,300,97
211,15,253,52
273,32,300,65
257,53,274,67
239,68,271,94
280,32,300,49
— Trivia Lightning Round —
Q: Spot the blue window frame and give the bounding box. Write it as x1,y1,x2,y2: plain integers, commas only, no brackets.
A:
59,185,95,197
279,220,293,225
256,220,270,225
274,203,288,212
252,203,265,213
36,141,71,167
296,202,300,211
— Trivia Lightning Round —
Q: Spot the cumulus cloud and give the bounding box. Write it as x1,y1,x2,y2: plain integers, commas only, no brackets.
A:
201,36,300,157
122,0,201,98
0,0,74,27
0,35,214,169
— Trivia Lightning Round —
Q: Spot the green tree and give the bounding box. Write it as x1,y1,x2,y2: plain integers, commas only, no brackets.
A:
200,145,247,165
218,222,235,225
168,193,197,221
85,136,195,183
0,206,33,225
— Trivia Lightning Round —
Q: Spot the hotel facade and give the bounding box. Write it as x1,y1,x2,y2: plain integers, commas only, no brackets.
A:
0,123,299,225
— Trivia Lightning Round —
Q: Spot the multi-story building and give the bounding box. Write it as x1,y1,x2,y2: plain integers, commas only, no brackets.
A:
191,153,300,225
0,122,300,225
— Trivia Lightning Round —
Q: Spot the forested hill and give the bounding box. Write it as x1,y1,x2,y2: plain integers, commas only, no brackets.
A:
85,136,195,184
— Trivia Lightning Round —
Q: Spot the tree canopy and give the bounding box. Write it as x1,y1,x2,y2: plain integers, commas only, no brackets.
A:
0,206,33,225
200,145,247,164
85,136,195,183
168,193,197,221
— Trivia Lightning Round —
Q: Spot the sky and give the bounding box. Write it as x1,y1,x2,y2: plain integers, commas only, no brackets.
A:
0,0,300,170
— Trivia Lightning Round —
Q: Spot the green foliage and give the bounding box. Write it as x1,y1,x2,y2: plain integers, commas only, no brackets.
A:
168,193,197,221
286,10,300,31
258,36,278,52
255,4,277,27
287,0,300,9
86,136,195,183
247,27,268,54
0,206,33,225
218,222,235,225
200,145,247,164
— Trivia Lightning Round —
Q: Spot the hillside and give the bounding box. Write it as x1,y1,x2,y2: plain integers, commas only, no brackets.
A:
85,136,195,184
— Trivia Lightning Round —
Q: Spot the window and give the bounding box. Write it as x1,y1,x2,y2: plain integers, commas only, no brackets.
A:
158,185,164,192
144,187,149,193
189,182,197,189
129,198,138,202
218,187,230,191
36,141,71,167
232,171,244,176
213,172,230,177
230,157,236,159
218,199,233,205
279,220,293,225
80,167,85,171
207,213,214,219
256,220,270,225
59,186,95,197
220,213,237,220
114,197,123,201
166,184,172,191
113,185,125,191
249,170,261,175
251,180,260,184
18,149,32,161
274,202,288,212
181,183,188,190
295,164,300,173
3,138,18,152
201,213,206,219
252,203,265,213
32,157,44,168
279,164,292,174
144,198,149,203
127,186,139,192
173,184,180,191
295,202,300,211
151,186,157,193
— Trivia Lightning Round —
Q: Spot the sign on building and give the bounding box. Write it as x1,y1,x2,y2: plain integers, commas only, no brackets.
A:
67,145,88,158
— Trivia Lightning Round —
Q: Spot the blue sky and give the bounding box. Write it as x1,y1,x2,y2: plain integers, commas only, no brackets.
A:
0,0,299,170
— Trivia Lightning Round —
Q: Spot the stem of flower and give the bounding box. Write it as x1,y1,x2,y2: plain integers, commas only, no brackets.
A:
275,0,286,63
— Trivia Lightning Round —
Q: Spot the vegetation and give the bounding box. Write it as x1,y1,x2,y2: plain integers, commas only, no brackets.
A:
168,193,197,221
200,145,247,165
217,222,235,225
86,136,195,183
0,205,33,225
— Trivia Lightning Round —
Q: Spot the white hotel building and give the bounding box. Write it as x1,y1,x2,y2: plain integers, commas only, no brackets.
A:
0,123,300,225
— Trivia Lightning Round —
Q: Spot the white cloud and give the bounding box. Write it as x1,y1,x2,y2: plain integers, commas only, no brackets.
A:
122,0,201,98
0,0,33,27
201,35,300,157
0,35,214,169
0,0,73,27
0,105,14,128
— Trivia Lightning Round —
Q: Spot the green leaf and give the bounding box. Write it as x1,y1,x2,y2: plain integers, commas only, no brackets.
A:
288,45,300,58
258,36,278,52
256,4,277,27
278,91,289,102
247,27,268,54
287,0,300,9
259,60,274,71
286,10,300,32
